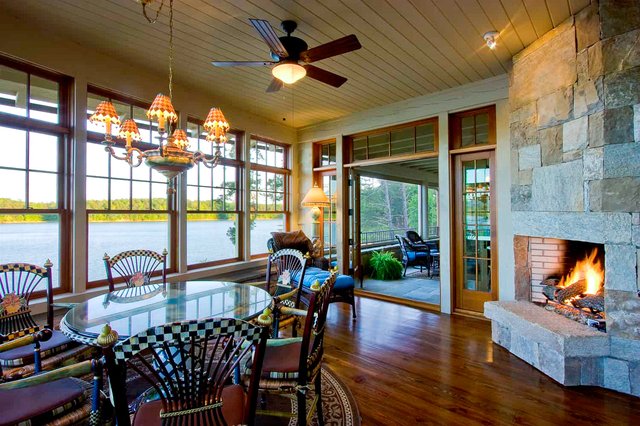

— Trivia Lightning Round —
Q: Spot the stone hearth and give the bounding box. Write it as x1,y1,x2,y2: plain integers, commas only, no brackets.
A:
491,0,640,397
486,301,609,386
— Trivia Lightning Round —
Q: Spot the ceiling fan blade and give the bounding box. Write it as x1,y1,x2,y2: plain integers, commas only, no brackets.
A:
303,65,348,88
266,78,284,93
249,19,289,58
300,34,361,63
211,61,275,67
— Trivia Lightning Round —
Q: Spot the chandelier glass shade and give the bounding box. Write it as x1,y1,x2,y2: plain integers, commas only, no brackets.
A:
89,0,229,191
272,61,307,84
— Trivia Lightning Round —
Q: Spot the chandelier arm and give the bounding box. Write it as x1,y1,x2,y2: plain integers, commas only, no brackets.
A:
196,150,222,169
104,145,130,162
141,0,165,24
128,147,145,168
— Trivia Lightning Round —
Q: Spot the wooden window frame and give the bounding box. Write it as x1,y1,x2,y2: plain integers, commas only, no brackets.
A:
0,55,73,297
85,87,177,288
345,117,439,165
448,105,496,151
185,117,244,269
249,135,290,259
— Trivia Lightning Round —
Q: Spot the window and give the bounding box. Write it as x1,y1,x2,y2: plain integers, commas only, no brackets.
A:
186,118,243,268
313,140,337,260
249,137,289,257
449,105,496,149
85,87,175,285
349,118,438,163
0,57,71,292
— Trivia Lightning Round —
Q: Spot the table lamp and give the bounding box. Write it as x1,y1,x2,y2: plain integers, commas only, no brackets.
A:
301,183,330,241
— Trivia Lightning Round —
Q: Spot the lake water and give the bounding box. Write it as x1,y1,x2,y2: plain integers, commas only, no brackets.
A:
0,219,283,285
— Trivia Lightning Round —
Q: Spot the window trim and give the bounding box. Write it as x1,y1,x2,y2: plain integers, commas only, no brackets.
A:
0,54,73,296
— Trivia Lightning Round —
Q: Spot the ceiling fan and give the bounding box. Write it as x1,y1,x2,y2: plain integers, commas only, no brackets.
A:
212,19,361,92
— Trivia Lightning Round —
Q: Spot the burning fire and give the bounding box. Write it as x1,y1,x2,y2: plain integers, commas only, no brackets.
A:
557,248,604,295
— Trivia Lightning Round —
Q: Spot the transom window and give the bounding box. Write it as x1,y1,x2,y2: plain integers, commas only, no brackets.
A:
449,105,496,149
249,136,289,257
350,118,438,163
186,118,242,268
0,57,71,292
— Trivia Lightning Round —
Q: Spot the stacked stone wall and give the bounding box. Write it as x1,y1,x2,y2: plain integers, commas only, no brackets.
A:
507,0,640,396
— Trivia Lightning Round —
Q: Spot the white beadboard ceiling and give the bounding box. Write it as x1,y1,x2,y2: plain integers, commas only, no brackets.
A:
1,0,590,128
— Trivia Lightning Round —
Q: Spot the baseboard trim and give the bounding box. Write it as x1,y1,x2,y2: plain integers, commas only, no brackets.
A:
355,289,440,313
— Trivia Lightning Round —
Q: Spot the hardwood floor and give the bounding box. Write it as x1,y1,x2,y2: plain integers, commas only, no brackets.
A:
324,297,640,426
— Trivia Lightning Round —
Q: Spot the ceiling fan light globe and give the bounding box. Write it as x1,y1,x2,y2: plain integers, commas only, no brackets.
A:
272,62,306,84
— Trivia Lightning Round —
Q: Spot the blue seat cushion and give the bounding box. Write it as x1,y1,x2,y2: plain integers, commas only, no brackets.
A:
294,267,354,291
406,251,429,262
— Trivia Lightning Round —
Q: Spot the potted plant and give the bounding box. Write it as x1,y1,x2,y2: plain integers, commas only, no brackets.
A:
368,250,403,280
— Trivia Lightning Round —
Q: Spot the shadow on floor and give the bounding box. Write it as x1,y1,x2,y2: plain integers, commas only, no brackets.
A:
361,269,440,305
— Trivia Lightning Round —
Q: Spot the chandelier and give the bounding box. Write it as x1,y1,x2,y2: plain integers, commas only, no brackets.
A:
89,0,229,192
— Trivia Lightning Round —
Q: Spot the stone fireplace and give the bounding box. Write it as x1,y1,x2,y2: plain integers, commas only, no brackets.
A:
486,1,640,396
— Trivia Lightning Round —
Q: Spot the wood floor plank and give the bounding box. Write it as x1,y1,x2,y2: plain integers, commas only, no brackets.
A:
323,297,640,425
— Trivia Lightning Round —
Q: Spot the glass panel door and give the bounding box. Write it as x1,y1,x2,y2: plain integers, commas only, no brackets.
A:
454,151,496,312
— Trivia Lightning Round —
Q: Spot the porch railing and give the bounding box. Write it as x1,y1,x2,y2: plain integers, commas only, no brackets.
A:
360,226,439,247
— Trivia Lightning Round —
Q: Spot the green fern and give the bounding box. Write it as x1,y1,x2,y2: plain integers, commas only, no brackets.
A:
368,250,403,280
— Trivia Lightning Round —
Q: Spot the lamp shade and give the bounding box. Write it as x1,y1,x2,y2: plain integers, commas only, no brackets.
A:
147,93,178,131
118,119,142,146
90,101,121,126
272,61,306,84
171,129,190,150
206,131,228,144
301,184,329,207
203,107,229,134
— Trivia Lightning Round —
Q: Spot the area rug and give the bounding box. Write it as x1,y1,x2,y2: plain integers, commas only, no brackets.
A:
257,366,361,426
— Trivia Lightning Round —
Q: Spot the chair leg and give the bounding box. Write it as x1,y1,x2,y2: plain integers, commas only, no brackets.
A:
403,262,407,277
350,291,357,320
315,373,324,426
297,387,307,426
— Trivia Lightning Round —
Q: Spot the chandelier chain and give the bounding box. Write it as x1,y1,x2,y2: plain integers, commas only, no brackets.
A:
168,0,174,100
141,0,165,24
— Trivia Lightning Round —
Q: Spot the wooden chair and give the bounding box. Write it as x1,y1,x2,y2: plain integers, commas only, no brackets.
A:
0,329,107,426
257,271,337,426
107,317,269,426
395,235,430,277
103,249,167,292
0,261,93,382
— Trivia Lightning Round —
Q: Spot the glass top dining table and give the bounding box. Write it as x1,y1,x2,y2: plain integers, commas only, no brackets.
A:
60,281,271,344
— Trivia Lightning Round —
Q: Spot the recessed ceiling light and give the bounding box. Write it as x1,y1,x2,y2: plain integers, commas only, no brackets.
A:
483,31,499,50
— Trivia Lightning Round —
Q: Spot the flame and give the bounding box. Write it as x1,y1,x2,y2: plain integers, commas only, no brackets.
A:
557,248,604,295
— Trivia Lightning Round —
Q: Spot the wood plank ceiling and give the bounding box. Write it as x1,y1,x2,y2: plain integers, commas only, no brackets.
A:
1,0,590,128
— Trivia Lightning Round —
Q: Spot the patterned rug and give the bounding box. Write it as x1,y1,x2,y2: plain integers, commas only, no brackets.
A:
257,367,361,426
